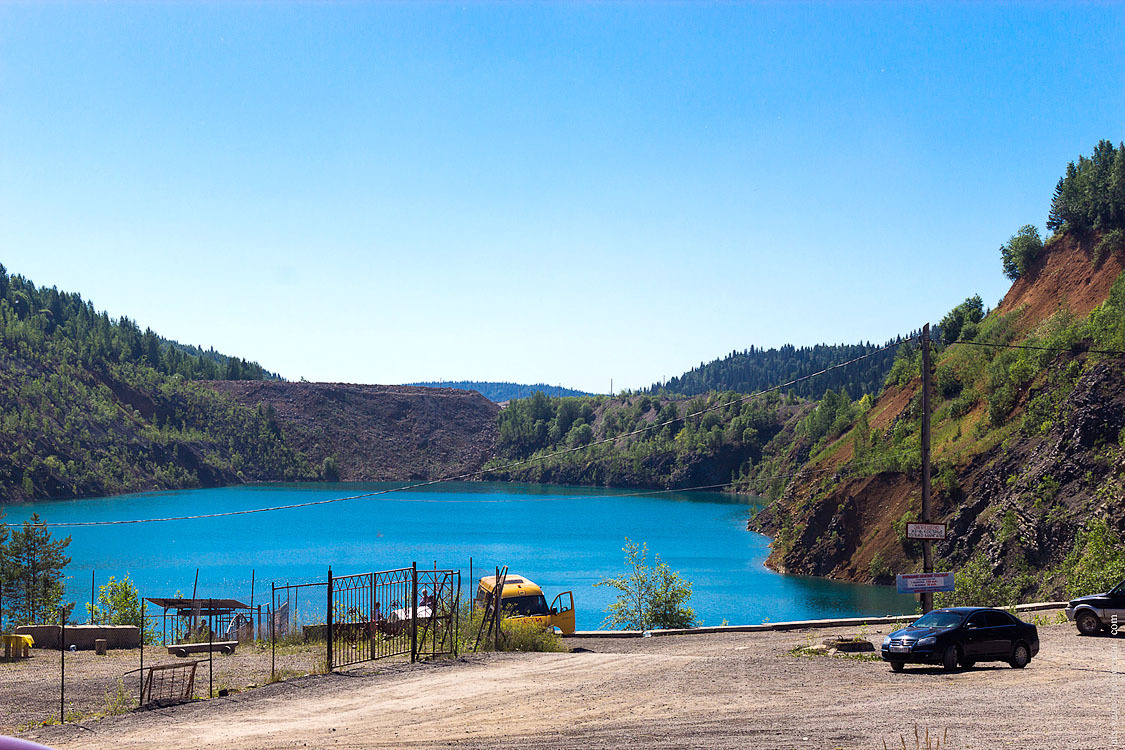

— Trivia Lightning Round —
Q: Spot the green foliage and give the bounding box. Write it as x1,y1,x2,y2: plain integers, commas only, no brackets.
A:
1,514,72,625
939,295,985,344
934,553,1030,608
653,341,900,401
1060,518,1125,598
595,539,695,630
0,265,315,500
1047,140,1125,236
87,573,158,643
867,552,891,583
497,618,569,652
1093,227,1125,264
490,390,787,492
1000,225,1044,280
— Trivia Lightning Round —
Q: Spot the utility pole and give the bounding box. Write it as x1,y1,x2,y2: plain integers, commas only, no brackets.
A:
921,323,934,614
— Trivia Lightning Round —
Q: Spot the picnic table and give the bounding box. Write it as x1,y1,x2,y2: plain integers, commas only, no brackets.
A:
3,633,34,658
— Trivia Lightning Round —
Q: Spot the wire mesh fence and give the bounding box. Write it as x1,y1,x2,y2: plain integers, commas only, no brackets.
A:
0,563,471,734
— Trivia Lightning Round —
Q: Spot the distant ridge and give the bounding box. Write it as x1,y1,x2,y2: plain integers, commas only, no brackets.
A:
408,381,593,402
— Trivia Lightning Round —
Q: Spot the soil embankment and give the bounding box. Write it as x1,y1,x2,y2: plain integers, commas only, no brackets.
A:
207,381,500,482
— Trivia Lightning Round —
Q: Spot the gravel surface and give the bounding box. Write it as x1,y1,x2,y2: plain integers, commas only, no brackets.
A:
1,641,328,732
18,613,1124,749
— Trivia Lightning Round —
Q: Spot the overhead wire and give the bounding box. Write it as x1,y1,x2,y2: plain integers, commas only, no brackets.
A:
3,338,912,528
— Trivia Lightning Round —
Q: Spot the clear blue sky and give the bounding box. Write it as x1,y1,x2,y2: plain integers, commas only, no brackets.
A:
1,2,1122,393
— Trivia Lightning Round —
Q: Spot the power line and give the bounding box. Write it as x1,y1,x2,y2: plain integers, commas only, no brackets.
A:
948,339,1125,356
4,338,912,529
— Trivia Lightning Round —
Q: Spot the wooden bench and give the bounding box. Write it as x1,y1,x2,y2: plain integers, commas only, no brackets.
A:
166,640,237,657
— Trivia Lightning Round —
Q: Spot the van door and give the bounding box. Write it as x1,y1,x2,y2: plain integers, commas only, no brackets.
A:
549,591,576,634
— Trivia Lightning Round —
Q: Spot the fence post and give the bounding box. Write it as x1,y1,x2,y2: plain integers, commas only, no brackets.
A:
326,568,333,672
139,597,145,707
410,562,418,663
208,599,213,699
60,608,65,724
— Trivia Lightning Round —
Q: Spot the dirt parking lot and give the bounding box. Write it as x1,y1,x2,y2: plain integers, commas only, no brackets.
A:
20,613,1125,749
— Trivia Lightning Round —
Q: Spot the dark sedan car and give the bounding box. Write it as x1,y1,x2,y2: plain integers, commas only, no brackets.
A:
881,607,1039,672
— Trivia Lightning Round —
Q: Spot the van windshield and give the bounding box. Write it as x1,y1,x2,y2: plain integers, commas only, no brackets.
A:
502,594,550,617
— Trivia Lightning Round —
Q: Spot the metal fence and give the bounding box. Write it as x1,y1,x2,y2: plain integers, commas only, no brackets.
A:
0,563,465,734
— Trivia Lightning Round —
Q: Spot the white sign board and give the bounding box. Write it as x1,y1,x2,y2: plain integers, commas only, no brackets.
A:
896,572,955,594
906,522,947,540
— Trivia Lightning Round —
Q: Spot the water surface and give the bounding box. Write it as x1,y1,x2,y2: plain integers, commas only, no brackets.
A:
1,482,914,629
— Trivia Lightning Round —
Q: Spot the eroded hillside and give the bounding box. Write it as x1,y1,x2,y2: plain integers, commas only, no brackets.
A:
753,232,1125,599
207,381,499,482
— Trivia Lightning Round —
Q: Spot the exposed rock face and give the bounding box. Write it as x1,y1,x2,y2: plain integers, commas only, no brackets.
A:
752,235,1125,591
207,381,500,482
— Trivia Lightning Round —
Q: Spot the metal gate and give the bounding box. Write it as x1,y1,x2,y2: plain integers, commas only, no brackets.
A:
327,564,460,670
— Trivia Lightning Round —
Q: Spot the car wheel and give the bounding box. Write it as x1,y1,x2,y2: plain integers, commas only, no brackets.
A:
942,644,960,671
1009,642,1030,669
1076,612,1102,636
891,661,905,672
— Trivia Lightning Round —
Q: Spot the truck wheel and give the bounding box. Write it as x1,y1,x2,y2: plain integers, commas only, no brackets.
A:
1076,612,1101,636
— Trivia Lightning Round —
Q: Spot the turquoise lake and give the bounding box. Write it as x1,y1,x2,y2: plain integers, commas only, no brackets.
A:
0,482,914,630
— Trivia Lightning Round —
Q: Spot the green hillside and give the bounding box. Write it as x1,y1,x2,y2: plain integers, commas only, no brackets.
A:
751,140,1125,602
651,340,904,401
0,266,315,500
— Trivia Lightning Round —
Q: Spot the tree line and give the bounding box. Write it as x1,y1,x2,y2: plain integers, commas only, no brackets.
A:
649,342,901,402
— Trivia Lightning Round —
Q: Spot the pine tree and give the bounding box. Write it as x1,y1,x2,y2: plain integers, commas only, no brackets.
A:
5,514,73,624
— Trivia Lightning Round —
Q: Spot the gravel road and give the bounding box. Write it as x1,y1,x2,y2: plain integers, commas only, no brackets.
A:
22,615,1123,749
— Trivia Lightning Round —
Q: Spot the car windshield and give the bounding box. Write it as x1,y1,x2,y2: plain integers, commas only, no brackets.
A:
1110,580,1125,596
502,594,550,617
912,611,964,629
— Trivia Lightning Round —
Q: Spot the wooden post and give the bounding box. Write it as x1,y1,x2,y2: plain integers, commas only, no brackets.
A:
921,323,934,614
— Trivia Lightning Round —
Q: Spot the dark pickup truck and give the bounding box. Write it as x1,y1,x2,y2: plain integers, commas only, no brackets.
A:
1066,579,1125,635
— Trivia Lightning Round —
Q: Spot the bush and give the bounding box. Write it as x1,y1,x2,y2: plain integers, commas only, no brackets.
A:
455,598,568,653
1061,518,1125,598
1000,225,1044,280
596,539,696,630
1094,228,1125,263
934,554,1029,608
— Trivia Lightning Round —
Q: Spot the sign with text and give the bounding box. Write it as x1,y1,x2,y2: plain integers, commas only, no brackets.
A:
906,522,947,540
896,572,955,594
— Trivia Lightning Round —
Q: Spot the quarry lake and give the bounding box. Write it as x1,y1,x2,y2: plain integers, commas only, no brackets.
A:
3,482,914,629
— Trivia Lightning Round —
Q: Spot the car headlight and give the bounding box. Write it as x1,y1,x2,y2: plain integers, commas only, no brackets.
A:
917,636,936,646
882,636,892,647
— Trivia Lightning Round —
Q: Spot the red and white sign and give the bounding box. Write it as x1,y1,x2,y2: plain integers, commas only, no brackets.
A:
896,572,955,594
906,522,947,540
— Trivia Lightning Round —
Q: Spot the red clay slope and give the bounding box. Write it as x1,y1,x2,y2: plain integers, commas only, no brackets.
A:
996,233,1125,333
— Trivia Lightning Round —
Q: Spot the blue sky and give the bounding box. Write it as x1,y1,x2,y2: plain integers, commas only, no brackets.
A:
1,2,1122,393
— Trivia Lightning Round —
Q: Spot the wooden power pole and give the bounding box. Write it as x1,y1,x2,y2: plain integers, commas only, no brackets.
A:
920,323,934,614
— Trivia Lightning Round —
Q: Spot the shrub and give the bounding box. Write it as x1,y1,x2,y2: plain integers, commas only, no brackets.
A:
1000,225,1044,280
596,539,696,630
1061,518,1125,598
